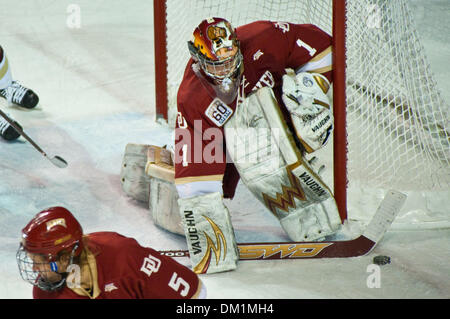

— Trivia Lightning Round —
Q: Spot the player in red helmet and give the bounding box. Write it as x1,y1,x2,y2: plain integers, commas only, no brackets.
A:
17,206,206,299
17,207,83,292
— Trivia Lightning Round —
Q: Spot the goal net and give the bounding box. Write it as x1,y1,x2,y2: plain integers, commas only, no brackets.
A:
153,0,449,229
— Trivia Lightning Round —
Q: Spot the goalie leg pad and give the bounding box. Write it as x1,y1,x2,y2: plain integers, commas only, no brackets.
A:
279,197,341,241
178,192,238,274
148,176,184,236
120,143,152,202
146,145,184,235
224,87,341,241
121,144,184,235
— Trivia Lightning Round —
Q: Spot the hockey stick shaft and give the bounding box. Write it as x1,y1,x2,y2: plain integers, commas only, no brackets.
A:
159,190,406,260
0,109,68,168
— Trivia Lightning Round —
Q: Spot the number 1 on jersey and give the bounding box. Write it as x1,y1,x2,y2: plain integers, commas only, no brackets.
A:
296,39,317,56
181,144,188,167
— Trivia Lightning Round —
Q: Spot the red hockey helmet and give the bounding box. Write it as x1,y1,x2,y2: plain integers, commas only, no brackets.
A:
17,207,84,291
21,206,84,260
188,17,243,81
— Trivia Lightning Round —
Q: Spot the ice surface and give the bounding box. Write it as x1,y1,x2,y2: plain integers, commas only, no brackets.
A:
0,0,448,299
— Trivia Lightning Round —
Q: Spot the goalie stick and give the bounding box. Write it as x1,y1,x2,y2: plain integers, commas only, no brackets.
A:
0,109,68,168
159,190,407,260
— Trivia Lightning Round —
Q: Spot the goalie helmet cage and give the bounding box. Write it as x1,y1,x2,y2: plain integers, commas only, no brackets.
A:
153,0,450,228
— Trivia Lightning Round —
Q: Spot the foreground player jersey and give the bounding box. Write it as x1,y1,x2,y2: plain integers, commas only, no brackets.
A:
175,21,332,198
33,232,202,299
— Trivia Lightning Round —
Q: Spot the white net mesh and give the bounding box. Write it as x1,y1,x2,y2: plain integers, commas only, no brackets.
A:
165,0,332,126
161,0,449,227
345,1,449,191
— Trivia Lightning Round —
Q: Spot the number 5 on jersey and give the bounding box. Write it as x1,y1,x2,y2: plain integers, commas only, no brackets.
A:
168,272,190,297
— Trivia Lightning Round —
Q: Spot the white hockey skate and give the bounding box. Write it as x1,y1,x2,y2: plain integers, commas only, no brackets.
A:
0,112,21,141
0,81,39,109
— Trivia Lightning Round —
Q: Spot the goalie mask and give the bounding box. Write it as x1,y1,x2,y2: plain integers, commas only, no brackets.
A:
188,17,243,101
17,206,83,291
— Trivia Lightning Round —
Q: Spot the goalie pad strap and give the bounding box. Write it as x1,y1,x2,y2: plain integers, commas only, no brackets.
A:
145,144,175,182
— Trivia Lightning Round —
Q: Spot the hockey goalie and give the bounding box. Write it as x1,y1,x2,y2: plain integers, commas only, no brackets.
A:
121,18,341,274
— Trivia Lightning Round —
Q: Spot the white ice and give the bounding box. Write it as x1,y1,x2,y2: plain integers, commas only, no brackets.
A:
0,0,449,299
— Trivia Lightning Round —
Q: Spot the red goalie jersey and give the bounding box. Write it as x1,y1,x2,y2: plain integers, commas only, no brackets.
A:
175,20,332,199
33,232,203,299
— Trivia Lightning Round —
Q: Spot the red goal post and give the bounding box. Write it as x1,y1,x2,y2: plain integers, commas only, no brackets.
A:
331,0,347,221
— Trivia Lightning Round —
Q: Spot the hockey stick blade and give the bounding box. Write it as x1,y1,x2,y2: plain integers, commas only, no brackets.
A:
48,155,68,168
0,109,68,168
159,190,407,260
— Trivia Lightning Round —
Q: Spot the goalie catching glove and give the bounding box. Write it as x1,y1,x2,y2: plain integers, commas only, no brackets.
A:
282,72,333,153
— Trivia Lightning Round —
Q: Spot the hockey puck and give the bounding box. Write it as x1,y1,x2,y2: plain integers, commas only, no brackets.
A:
373,255,391,265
